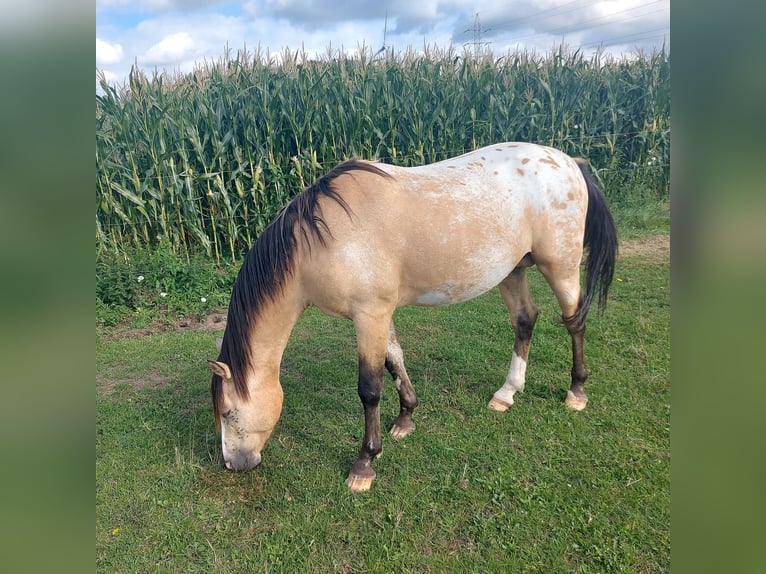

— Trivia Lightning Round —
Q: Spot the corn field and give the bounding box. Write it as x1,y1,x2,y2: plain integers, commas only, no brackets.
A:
96,45,670,263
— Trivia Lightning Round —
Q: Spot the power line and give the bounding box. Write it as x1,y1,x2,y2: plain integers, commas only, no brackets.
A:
581,26,670,49
501,14,669,51
549,2,667,36
485,0,595,33
467,2,669,51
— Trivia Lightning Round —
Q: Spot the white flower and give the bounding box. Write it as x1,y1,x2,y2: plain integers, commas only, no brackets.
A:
160,292,167,298
200,297,207,303
137,275,144,283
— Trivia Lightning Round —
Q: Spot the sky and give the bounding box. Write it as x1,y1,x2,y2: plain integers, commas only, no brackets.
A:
96,0,670,87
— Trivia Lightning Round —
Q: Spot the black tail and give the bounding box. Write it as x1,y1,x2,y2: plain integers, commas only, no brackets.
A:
568,159,618,329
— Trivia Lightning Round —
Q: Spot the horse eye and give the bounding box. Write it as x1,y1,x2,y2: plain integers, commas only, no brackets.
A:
221,409,232,419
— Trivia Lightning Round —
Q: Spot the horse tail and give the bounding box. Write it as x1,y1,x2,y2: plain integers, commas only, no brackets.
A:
568,159,618,329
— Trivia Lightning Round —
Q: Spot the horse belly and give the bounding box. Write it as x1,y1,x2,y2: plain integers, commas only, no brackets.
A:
412,270,510,306
388,190,528,307
400,240,519,307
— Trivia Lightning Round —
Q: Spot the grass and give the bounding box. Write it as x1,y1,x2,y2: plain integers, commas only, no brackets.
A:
97,236,669,572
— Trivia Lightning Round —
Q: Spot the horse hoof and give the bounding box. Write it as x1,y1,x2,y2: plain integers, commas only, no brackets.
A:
390,424,415,440
564,390,588,411
488,397,512,412
346,474,374,492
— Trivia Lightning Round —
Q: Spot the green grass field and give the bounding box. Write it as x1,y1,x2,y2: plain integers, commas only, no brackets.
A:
97,230,669,572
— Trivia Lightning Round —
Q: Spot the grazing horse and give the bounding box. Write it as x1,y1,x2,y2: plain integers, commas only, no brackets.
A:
208,143,618,492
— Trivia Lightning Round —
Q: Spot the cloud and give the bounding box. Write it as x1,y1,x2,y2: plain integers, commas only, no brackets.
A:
448,0,669,53
97,1,669,87
96,0,225,11
99,69,120,84
140,32,195,65
251,0,450,32
96,38,123,64
254,0,385,26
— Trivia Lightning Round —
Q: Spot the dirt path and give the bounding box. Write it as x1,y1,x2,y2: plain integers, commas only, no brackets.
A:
618,233,669,263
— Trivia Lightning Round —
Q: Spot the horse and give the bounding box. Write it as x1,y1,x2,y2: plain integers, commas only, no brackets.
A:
208,142,618,492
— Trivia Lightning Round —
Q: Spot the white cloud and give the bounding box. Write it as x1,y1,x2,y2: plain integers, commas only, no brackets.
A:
99,69,119,83
140,32,195,65
96,38,124,64
96,0,225,11
97,1,669,87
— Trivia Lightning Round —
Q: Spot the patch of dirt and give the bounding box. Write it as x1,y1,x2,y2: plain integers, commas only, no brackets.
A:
619,234,669,263
178,311,228,332
106,311,228,340
96,369,169,397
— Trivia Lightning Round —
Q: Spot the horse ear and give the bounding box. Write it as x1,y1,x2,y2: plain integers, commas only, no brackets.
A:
208,360,232,380
215,337,223,352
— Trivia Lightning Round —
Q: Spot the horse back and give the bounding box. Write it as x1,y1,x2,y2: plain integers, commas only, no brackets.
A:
297,143,589,314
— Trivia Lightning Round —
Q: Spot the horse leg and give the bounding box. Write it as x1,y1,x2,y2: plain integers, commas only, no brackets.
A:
488,267,539,412
346,313,392,492
385,322,418,439
537,262,589,411
563,316,589,411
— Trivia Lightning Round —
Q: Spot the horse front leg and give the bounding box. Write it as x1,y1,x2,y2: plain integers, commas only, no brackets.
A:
385,322,418,439
346,359,384,492
346,313,391,492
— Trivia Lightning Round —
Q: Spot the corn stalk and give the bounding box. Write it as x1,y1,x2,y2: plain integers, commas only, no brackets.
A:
97,45,670,260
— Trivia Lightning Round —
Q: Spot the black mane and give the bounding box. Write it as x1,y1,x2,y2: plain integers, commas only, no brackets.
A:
211,159,392,420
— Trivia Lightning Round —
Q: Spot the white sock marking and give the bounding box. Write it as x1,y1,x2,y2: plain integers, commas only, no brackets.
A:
493,351,527,404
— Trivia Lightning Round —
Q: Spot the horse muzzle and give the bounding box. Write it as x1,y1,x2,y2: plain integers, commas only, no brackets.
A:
224,452,262,471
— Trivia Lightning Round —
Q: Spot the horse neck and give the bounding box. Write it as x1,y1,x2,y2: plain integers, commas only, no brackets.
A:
247,281,304,375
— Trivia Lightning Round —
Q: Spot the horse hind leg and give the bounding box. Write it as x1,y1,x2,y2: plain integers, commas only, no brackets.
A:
537,261,589,411
488,266,539,412
385,322,418,439
563,318,589,411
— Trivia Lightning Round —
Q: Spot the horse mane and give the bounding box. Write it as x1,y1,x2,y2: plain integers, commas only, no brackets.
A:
212,159,392,420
